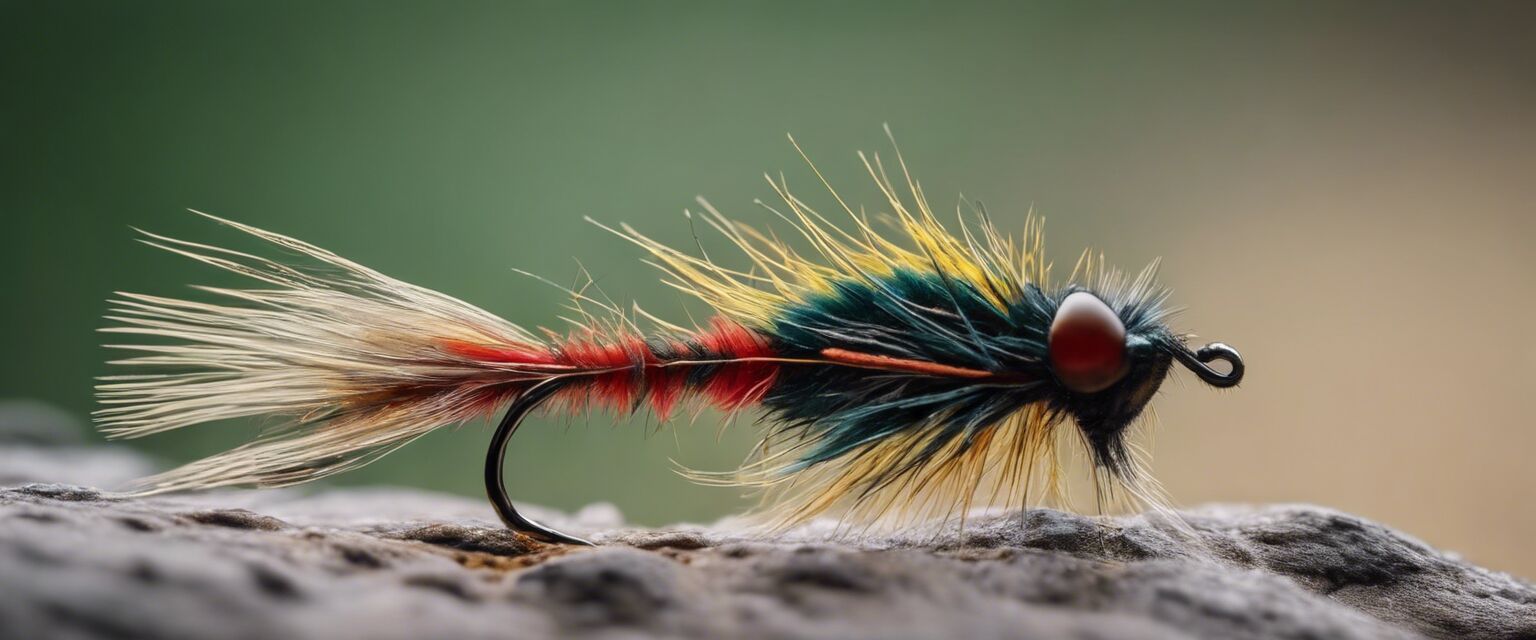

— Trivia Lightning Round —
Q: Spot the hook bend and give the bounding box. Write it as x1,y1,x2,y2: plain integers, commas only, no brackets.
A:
485,378,595,546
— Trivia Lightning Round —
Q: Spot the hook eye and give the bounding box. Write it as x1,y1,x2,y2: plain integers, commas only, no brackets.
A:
1171,341,1244,388
485,378,596,546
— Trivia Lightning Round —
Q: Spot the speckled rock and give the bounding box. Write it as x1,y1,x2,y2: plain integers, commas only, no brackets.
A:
0,404,1530,640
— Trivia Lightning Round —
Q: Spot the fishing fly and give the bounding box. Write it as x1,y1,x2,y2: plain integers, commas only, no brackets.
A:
96,133,1244,545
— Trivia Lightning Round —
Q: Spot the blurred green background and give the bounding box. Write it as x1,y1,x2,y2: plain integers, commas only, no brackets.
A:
3,1,1533,576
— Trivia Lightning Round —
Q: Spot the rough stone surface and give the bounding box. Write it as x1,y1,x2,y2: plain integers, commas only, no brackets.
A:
0,404,1531,640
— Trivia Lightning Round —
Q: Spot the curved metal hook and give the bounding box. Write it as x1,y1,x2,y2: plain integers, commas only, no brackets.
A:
485,378,595,546
1171,341,1245,388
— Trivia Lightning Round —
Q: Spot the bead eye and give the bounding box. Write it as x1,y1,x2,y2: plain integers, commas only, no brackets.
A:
1048,292,1128,393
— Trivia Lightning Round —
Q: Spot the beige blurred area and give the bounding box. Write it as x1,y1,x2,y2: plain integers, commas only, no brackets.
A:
3,2,1532,577
1136,119,1535,569
1115,44,1536,577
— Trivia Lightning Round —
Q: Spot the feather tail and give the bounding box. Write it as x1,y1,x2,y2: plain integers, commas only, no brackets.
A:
96,212,559,494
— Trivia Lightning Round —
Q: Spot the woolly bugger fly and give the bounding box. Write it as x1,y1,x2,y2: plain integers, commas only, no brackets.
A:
97,134,1244,545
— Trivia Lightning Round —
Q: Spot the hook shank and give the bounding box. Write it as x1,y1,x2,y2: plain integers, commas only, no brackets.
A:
485,378,595,546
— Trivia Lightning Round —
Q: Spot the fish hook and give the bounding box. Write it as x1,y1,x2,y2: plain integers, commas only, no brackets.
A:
485,378,595,546
1171,341,1245,388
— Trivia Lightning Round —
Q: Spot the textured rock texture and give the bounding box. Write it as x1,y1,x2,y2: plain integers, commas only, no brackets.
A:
0,402,1531,640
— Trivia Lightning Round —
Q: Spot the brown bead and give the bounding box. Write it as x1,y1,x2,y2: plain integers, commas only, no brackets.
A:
1048,292,1128,393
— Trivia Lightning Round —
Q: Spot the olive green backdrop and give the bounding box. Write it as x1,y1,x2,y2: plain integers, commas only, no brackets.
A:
4,1,1534,576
